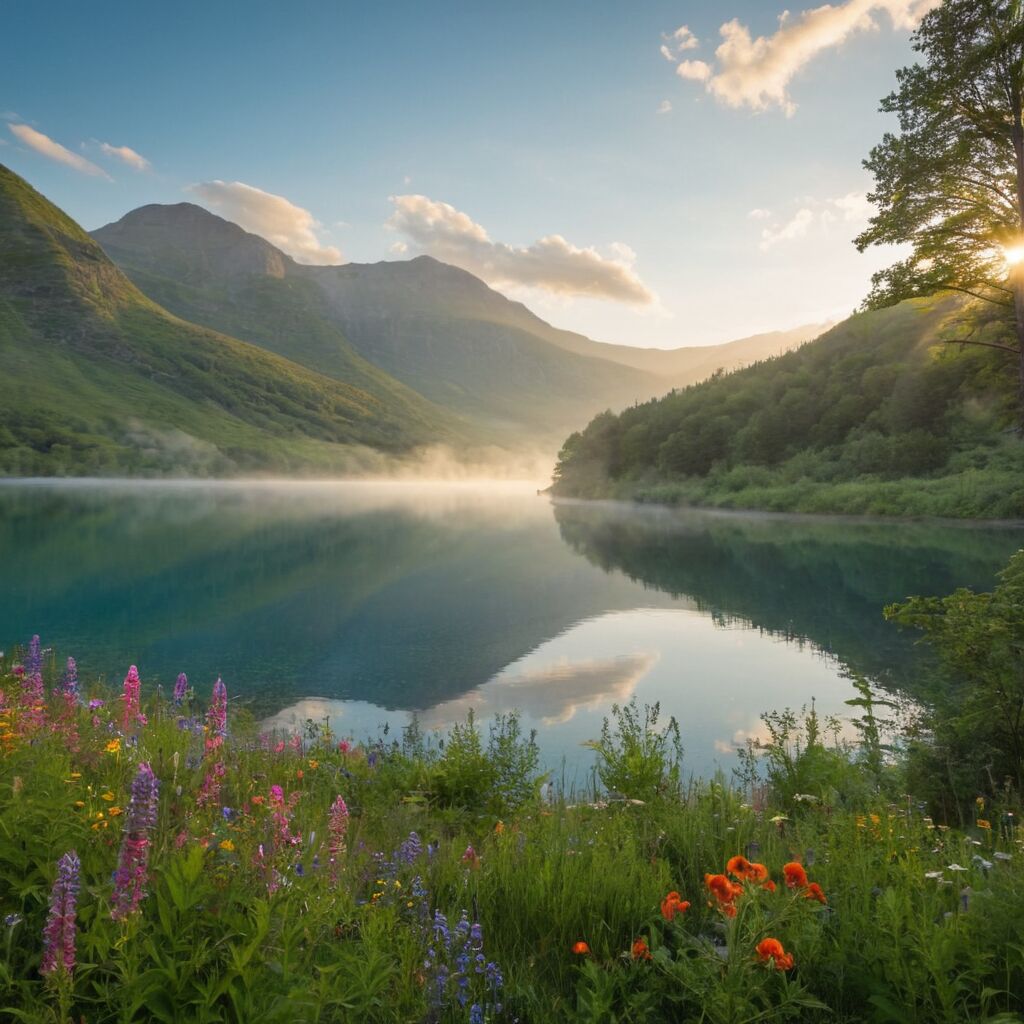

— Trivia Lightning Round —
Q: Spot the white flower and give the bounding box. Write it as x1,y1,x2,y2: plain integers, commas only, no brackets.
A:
924,870,944,880
947,863,967,872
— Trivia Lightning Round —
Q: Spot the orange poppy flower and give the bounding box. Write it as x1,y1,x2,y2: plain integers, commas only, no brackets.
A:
727,855,754,879
761,879,777,893
661,891,691,922
705,873,743,901
804,882,827,904
572,941,591,955
756,937,795,970
631,938,653,961
783,862,808,889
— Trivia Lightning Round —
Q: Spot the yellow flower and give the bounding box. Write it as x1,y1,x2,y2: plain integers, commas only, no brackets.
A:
109,806,122,816
495,820,505,835
94,811,104,820
219,839,235,852
74,800,85,808
105,739,121,754
101,791,115,802
308,760,319,770
70,772,82,780
977,819,992,830
976,796,986,808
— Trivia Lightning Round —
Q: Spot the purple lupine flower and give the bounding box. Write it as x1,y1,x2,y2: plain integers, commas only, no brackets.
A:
120,666,141,732
173,673,188,705
61,658,78,697
397,831,422,865
27,635,42,676
110,763,159,921
40,850,80,977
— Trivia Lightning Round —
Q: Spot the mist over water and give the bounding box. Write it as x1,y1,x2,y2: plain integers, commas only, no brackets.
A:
2,479,1020,778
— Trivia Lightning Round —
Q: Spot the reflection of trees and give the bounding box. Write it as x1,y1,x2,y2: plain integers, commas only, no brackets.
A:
553,501,1024,699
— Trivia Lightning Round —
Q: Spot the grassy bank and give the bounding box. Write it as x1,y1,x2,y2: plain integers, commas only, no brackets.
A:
2,645,1023,1023
560,441,1024,520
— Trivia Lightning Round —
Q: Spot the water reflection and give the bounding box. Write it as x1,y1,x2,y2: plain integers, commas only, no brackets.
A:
1,480,1021,775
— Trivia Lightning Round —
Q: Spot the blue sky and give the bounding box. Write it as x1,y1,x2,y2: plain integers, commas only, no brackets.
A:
2,1,931,346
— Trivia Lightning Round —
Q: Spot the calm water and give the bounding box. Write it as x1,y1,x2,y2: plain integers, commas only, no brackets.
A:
2,479,1022,780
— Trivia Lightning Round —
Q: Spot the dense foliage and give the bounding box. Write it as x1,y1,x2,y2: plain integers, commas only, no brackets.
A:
855,0,1024,427
2,613,1024,1022
552,296,1024,517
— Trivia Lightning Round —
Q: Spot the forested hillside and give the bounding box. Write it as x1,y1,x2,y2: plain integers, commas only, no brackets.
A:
552,295,1024,518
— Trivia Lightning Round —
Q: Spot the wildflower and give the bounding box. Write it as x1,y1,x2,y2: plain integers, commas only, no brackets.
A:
761,879,777,893
977,819,992,830
494,820,505,835
173,672,188,705
660,890,690,922
4,913,23,928
328,794,349,875
40,850,80,977
219,839,235,852
251,795,265,806
727,855,768,882
947,863,968,872
631,937,653,961
110,763,159,921
994,852,1013,862
61,657,78,697
924,870,944,880
804,882,827,904
196,762,226,809
27,635,42,676
120,666,142,732
308,759,318,770
338,739,351,754
783,862,808,889
397,831,423,865
108,807,122,817
461,845,480,869
756,937,794,970
205,677,227,752
572,941,590,955
101,791,114,802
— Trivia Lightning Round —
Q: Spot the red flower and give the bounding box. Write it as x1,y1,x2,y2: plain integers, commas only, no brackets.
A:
631,937,653,961
804,882,827,904
661,891,691,922
761,879,777,893
783,862,808,889
572,941,591,955
756,937,795,970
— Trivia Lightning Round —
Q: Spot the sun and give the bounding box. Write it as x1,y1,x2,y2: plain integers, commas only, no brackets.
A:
1002,244,1024,268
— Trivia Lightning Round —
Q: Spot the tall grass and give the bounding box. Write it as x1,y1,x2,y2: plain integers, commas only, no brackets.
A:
1,646,1022,1022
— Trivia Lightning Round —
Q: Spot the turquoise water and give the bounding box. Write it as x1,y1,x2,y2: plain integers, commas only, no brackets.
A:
2,479,1021,779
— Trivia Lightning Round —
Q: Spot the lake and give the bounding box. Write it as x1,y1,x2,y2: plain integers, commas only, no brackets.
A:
2,479,1021,782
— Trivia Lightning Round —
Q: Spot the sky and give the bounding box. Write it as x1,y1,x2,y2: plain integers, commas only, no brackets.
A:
1,0,935,347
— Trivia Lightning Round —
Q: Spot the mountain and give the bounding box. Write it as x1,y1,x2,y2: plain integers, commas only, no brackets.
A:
552,294,1024,518
93,203,823,446
0,164,460,476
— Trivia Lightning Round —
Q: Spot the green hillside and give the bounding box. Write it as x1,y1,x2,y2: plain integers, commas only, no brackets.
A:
0,165,458,476
552,295,1024,518
91,205,465,441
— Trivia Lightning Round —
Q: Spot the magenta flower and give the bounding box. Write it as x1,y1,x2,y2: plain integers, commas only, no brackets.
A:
328,795,349,876
196,761,226,808
111,763,159,921
205,677,227,752
120,665,142,732
40,850,80,976
173,672,188,705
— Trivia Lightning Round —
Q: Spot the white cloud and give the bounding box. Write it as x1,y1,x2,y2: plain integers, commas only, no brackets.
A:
666,0,939,116
760,208,815,248
98,142,150,171
758,191,873,249
189,180,343,265
387,194,656,305
658,99,673,114
661,24,700,61
8,123,111,179
390,240,409,255
677,59,712,82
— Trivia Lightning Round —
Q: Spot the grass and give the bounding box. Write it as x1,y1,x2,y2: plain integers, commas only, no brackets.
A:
2,644,1024,1023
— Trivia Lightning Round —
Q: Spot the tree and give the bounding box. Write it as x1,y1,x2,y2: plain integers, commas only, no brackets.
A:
855,0,1024,431
885,549,1024,813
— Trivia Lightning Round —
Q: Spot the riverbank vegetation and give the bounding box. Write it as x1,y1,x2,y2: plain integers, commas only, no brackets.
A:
2,553,1023,1022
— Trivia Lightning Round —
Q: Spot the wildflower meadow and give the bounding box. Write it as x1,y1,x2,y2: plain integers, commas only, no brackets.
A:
1,632,1023,1023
